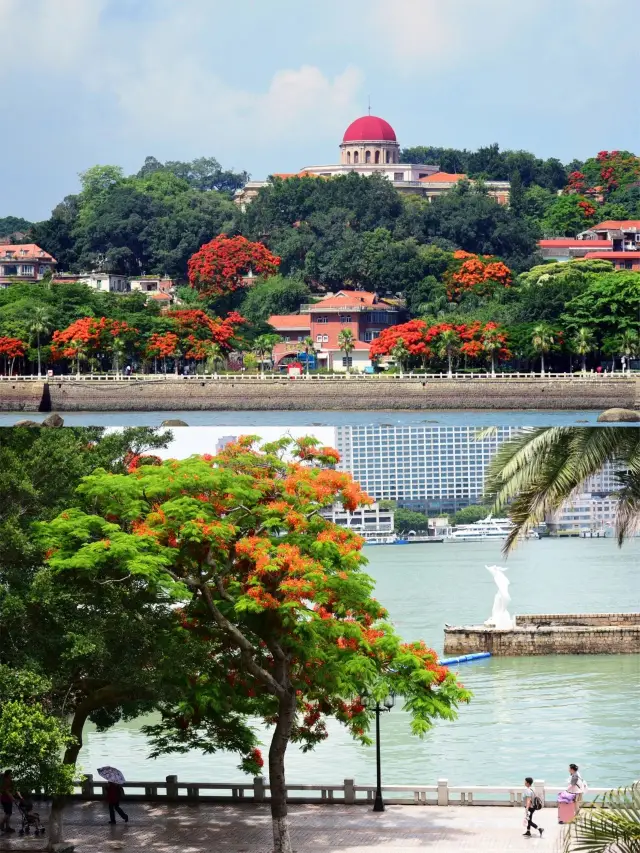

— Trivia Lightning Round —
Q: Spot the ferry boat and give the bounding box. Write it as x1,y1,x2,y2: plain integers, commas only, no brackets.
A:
446,516,539,542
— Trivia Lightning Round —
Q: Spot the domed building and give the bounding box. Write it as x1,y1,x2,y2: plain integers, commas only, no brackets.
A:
234,113,510,209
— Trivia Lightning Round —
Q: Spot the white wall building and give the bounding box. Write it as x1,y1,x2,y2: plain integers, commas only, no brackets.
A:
77,272,129,293
546,493,619,533
335,425,518,514
320,502,394,536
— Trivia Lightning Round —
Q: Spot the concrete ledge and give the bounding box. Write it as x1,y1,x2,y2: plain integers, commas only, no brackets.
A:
42,377,639,412
444,613,640,655
0,381,46,411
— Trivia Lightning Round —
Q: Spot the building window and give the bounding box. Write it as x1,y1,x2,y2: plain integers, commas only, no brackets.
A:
394,172,404,182
375,151,380,164
316,334,323,342
365,151,371,163
3,265,18,276
340,315,352,323
283,335,290,342
347,151,351,164
624,261,633,269
342,356,353,367
21,265,34,276
353,151,359,164
316,316,328,324
38,265,48,276
386,151,391,163
370,311,389,323
364,330,381,342
322,335,328,343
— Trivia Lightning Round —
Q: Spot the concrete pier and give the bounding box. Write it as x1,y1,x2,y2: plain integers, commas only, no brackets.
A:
443,613,640,656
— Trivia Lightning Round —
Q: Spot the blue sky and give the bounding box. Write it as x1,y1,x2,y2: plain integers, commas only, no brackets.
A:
2,0,639,221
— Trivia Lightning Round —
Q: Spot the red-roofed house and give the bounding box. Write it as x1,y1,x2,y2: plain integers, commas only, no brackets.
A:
538,238,613,262
579,221,640,251
268,290,402,372
582,252,640,270
0,244,56,287
419,173,510,204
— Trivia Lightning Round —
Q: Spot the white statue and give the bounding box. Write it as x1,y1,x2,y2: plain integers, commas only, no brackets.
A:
484,565,515,630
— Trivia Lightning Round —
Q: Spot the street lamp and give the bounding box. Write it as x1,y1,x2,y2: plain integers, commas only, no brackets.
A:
361,690,395,812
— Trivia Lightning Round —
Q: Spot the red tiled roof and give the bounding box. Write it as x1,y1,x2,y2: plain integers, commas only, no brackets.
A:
538,239,612,248
419,172,467,183
0,243,56,263
149,292,171,300
583,252,640,260
592,220,640,230
311,290,395,310
268,314,311,329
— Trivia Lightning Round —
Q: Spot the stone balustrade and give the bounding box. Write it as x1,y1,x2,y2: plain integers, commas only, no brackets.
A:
74,775,609,808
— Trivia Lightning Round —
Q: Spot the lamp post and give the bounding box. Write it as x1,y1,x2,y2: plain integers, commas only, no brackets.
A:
361,690,395,812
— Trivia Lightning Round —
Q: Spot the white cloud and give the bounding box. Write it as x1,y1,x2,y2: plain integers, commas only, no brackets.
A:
0,0,363,150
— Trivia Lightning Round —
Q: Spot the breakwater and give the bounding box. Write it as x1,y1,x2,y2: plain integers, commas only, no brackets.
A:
443,613,640,656
1,375,637,412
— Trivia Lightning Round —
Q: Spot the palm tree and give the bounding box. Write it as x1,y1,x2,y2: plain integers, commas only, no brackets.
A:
482,327,503,377
485,427,640,554
111,337,127,379
620,329,639,373
531,324,555,374
299,336,315,375
571,327,596,373
27,306,52,378
390,338,410,377
562,781,640,853
337,328,355,374
253,334,281,376
437,329,460,377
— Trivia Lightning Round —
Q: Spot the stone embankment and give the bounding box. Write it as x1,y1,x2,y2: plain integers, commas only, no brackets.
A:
0,376,638,412
443,613,640,656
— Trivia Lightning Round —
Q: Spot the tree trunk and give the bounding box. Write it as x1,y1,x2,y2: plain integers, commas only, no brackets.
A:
447,353,453,377
47,796,65,850
491,353,496,377
268,691,297,853
582,353,586,372
540,353,545,374
37,332,42,378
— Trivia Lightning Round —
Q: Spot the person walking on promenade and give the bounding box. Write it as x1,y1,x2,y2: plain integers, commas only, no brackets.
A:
106,781,128,825
522,777,544,837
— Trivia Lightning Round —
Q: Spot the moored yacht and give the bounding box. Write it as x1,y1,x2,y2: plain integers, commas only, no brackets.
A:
447,516,539,542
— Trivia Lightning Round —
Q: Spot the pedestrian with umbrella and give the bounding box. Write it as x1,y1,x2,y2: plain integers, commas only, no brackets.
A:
98,767,129,825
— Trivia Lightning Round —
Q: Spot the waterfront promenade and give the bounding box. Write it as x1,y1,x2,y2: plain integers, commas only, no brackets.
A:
1,372,637,412
0,801,564,852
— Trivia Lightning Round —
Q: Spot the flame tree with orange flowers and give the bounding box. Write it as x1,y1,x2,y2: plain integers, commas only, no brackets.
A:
40,436,470,853
0,336,27,375
188,234,281,300
50,318,138,376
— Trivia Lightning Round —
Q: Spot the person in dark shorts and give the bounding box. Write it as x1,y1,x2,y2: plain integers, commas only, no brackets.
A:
0,770,18,833
106,781,128,824
523,777,544,837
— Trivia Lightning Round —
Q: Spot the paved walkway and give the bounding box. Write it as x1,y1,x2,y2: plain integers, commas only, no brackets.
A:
0,801,566,852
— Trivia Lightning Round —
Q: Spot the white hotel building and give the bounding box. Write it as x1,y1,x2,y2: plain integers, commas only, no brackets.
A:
335,425,517,514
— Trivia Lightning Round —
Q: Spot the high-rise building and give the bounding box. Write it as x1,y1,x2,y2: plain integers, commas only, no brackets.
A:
335,425,518,514
216,435,238,452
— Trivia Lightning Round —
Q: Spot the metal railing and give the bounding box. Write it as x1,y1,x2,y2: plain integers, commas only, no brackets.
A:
73,774,610,808
0,372,635,383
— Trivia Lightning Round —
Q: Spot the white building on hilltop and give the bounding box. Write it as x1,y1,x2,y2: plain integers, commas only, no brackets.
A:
234,115,511,210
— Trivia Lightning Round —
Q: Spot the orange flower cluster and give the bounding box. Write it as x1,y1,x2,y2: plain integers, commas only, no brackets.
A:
448,253,512,301
370,320,510,366
51,317,137,360
0,336,27,361
188,234,281,298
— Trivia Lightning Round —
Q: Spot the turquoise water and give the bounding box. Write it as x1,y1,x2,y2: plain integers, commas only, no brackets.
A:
0,409,609,427
78,539,640,790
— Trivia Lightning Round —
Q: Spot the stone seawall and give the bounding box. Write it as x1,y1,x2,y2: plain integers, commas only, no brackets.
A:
443,613,640,656
0,381,46,412
41,377,639,412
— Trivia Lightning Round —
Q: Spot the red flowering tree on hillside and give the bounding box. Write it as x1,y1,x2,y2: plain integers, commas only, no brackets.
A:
41,436,470,853
146,332,180,373
0,336,27,375
188,235,281,299
446,251,513,302
169,309,246,369
50,318,138,375
568,150,640,198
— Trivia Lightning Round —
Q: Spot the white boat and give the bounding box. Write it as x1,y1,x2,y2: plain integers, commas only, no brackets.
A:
363,532,398,545
446,516,539,542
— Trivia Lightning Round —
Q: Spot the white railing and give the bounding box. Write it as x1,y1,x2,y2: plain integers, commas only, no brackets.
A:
0,372,635,383
73,775,611,808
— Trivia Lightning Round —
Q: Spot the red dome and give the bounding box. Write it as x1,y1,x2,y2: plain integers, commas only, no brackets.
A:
343,115,397,143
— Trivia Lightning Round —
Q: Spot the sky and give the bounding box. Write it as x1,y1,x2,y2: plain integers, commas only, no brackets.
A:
155,426,336,460
2,0,639,221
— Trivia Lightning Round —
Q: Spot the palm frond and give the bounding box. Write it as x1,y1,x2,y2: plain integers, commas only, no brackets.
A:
562,781,640,853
